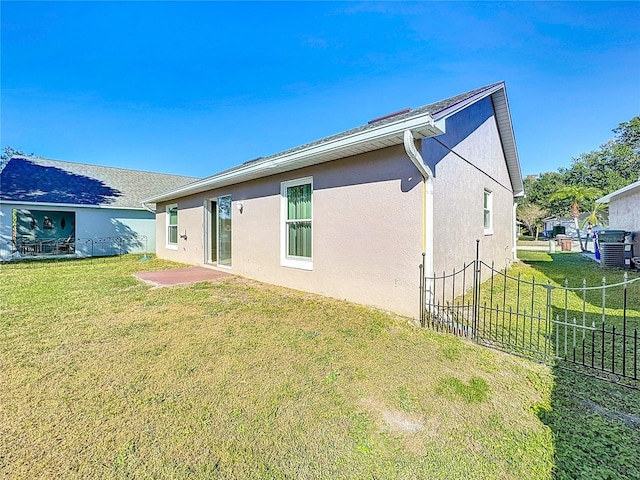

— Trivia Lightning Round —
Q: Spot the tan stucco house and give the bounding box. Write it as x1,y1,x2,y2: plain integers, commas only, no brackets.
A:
144,82,524,318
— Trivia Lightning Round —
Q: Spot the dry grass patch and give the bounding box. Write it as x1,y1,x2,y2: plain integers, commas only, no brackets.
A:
1,256,554,479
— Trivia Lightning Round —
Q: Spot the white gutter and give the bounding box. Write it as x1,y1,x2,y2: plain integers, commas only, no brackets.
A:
142,111,443,205
403,129,434,306
0,199,151,212
141,201,156,214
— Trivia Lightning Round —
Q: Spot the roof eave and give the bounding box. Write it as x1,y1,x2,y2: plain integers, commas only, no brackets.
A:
0,199,149,210
596,180,640,203
142,112,445,204
432,82,505,121
492,89,524,198
433,82,524,199
143,82,525,204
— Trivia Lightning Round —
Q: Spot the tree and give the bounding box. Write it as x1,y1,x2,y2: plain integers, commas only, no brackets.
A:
1,147,18,170
613,116,640,153
522,171,567,215
523,116,640,222
1,146,37,170
549,185,601,251
562,115,640,196
517,204,546,240
581,202,608,229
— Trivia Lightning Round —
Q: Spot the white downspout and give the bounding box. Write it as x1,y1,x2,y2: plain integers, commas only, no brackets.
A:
403,130,434,307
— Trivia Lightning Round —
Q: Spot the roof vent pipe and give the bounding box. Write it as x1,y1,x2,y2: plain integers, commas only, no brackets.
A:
403,129,434,309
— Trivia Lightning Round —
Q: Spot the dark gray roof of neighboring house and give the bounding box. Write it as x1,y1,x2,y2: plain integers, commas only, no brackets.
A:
543,213,591,222
0,156,199,209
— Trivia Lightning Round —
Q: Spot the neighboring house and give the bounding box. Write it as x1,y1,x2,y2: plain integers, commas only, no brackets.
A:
596,177,640,257
0,156,197,259
541,213,596,238
144,81,524,318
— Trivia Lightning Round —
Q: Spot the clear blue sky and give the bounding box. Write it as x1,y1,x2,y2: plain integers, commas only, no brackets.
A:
2,1,639,178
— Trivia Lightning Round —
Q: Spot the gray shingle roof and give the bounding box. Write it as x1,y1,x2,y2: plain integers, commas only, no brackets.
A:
212,82,504,179
0,156,198,209
144,81,523,203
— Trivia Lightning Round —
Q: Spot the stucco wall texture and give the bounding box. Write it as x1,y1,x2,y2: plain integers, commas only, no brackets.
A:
158,146,424,317
428,99,515,273
156,104,516,318
608,188,640,256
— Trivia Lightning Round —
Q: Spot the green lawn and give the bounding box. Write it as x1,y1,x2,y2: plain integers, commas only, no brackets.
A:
475,250,640,369
515,252,640,480
1,254,638,479
1,256,553,479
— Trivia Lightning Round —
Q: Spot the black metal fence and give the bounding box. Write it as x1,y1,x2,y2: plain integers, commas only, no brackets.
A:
2,235,149,261
13,237,76,256
420,244,640,387
76,235,149,258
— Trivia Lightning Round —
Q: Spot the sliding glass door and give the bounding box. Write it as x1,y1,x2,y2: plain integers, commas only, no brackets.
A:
208,196,232,267
217,196,232,267
209,201,217,263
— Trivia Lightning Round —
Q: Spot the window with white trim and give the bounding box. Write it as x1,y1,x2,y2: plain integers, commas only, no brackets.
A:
167,204,178,248
483,189,493,235
281,177,313,270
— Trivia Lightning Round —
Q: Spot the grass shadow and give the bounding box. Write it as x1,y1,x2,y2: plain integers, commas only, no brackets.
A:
519,251,640,478
538,368,640,479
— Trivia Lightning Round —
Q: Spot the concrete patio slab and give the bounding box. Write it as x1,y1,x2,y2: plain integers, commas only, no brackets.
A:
134,266,233,287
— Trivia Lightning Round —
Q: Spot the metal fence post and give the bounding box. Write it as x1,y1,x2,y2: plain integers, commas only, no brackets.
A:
546,280,553,359
419,254,425,327
623,272,628,377
472,239,480,341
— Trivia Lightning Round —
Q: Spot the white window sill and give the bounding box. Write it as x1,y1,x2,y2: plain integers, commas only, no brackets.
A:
166,244,178,250
281,257,313,271
483,229,494,236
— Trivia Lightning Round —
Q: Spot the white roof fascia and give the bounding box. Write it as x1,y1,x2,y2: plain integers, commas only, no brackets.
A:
143,112,444,204
596,180,640,203
432,83,505,122
433,83,524,198
491,89,525,198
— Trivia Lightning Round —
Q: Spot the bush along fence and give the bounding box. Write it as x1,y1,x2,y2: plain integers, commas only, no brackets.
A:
2,235,149,262
419,242,640,388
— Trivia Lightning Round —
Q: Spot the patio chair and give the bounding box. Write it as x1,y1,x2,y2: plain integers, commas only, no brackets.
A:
55,236,75,254
17,239,36,255
39,239,56,254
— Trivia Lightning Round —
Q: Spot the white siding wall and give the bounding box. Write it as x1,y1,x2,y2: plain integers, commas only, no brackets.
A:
0,203,14,259
0,202,155,259
428,97,515,272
